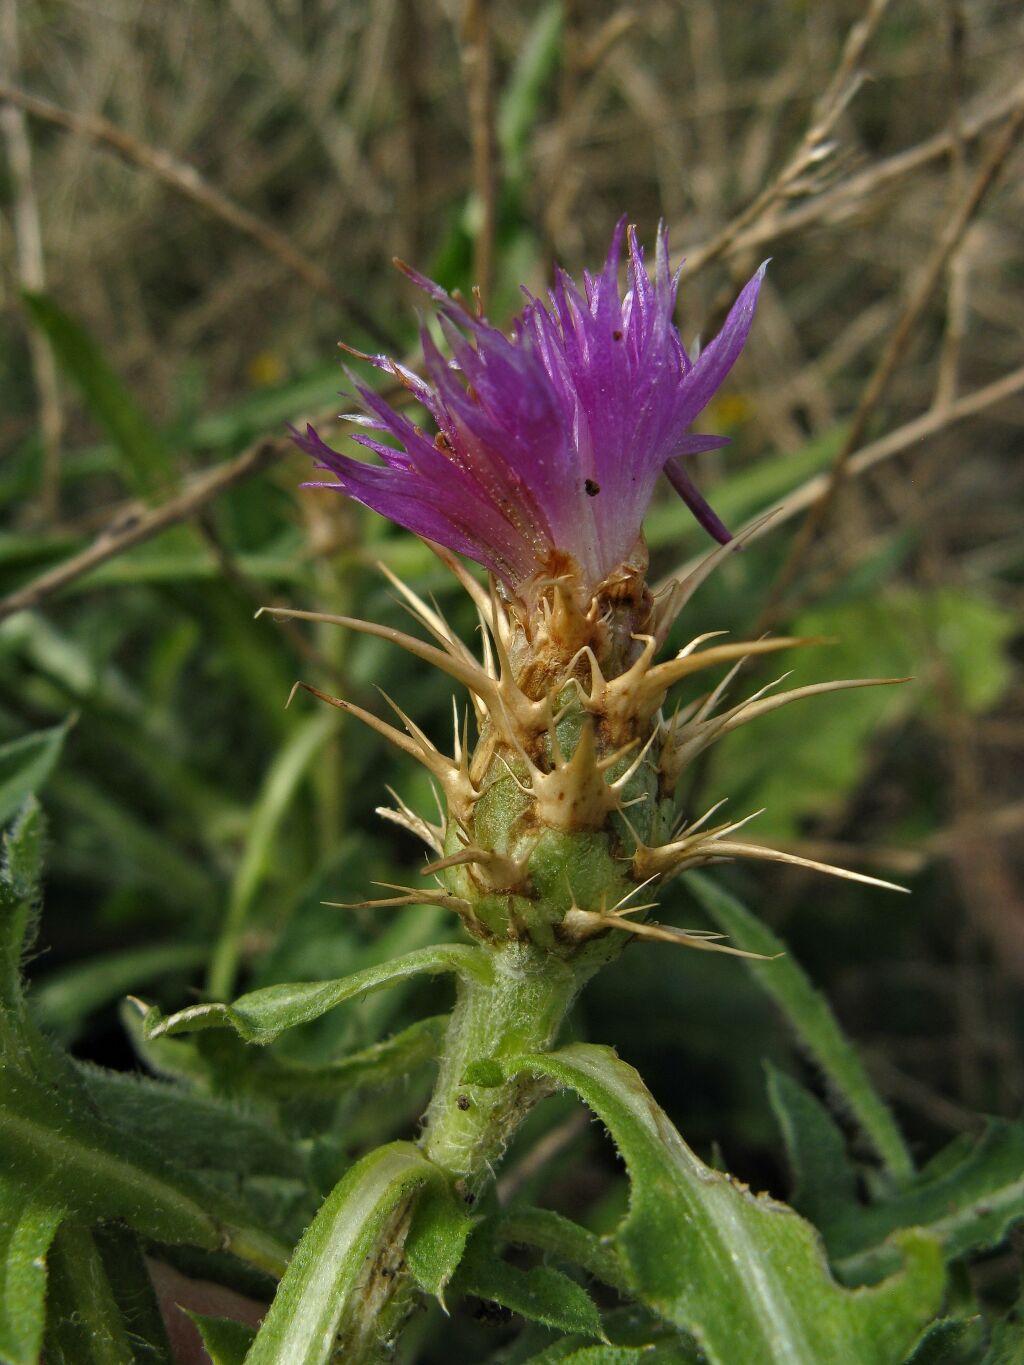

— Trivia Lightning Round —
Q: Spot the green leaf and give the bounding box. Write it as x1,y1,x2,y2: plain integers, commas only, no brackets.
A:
0,800,69,1084
0,1063,289,1277
687,872,915,1183
704,586,1015,839
0,799,44,1011
0,1173,64,1365
42,1224,134,1365
462,1058,505,1088
528,1351,667,1365
245,1142,442,1365
903,1318,987,1364
249,1014,446,1099
982,1292,1024,1364
767,1064,859,1231
505,1043,944,1365
31,941,207,1039
522,1306,705,1363
185,1312,257,1365
143,943,490,1045
0,723,69,827
207,709,340,1000
498,1,562,183
22,291,176,498
497,1206,628,1292
834,1121,1024,1284
76,1062,308,1186
94,1225,174,1364
405,1181,476,1302
456,1230,604,1340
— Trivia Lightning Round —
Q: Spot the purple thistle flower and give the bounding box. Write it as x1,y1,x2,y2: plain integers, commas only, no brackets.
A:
294,220,765,595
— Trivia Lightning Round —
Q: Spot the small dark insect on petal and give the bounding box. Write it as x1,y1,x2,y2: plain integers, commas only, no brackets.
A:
612,329,623,341
584,479,601,497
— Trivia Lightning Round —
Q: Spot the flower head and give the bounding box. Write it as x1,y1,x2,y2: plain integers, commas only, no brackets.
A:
295,220,764,597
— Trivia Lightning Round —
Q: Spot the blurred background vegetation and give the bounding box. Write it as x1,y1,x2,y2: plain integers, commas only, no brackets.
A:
1,0,1023,1338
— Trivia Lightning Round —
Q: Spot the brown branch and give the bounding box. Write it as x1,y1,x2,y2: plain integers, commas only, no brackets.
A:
0,5,64,522
679,76,1024,275
755,99,1024,631
657,362,1024,594
678,0,893,278
0,437,291,622
461,0,498,307
0,80,396,348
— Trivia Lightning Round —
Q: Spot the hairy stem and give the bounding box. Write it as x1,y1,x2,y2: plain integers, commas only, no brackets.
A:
334,940,595,1361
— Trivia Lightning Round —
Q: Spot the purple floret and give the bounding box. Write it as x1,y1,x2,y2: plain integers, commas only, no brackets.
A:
295,220,765,593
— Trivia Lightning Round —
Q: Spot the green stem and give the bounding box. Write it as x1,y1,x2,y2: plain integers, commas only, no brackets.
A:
421,940,586,1193
335,940,595,1361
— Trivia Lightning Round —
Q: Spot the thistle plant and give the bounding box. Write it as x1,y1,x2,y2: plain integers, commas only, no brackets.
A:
4,223,1021,1365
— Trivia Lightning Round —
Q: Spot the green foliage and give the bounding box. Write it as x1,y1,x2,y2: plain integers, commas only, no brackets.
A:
832,1122,1024,1284
503,1044,944,1365
244,1142,443,1365
705,586,1016,838
454,1227,604,1341
0,723,69,828
767,1064,859,1230
141,942,489,1044
496,1207,628,1294
982,1294,1024,1364
405,1183,477,1303
185,1312,256,1365
0,1175,64,1365
687,872,915,1182
904,1318,987,1364
22,292,176,498
42,1225,135,1365
93,1226,174,1365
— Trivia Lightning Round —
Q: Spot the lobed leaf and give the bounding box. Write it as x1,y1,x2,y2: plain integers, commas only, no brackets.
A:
42,1224,135,1365
186,1312,257,1365
0,724,69,828
496,1206,628,1293
982,1292,1024,1365
0,1063,289,1277
455,1231,604,1341
505,1043,943,1365
767,1064,859,1232
142,943,489,1045
94,1226,174,1365
686,872,915,1183
0,1173,64,1365
833,1120,1024,1284
405,1181,477,1302
244,1141,443,1365
903,1318,987,1364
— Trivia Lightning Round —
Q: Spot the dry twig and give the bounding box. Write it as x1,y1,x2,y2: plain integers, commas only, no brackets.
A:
0,437,291,623
0,79,395,348
658,362,1024,593
679,76,1024,272
755,98,1024,629
461,0,498,306
679,0,893,277
0,4,63,522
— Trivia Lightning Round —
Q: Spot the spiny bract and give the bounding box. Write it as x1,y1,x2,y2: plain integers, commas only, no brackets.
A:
278,224,904,961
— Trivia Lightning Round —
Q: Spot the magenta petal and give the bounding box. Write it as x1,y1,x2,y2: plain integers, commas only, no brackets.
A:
298,231,765,590
678,263,767,424
663,458,734,545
